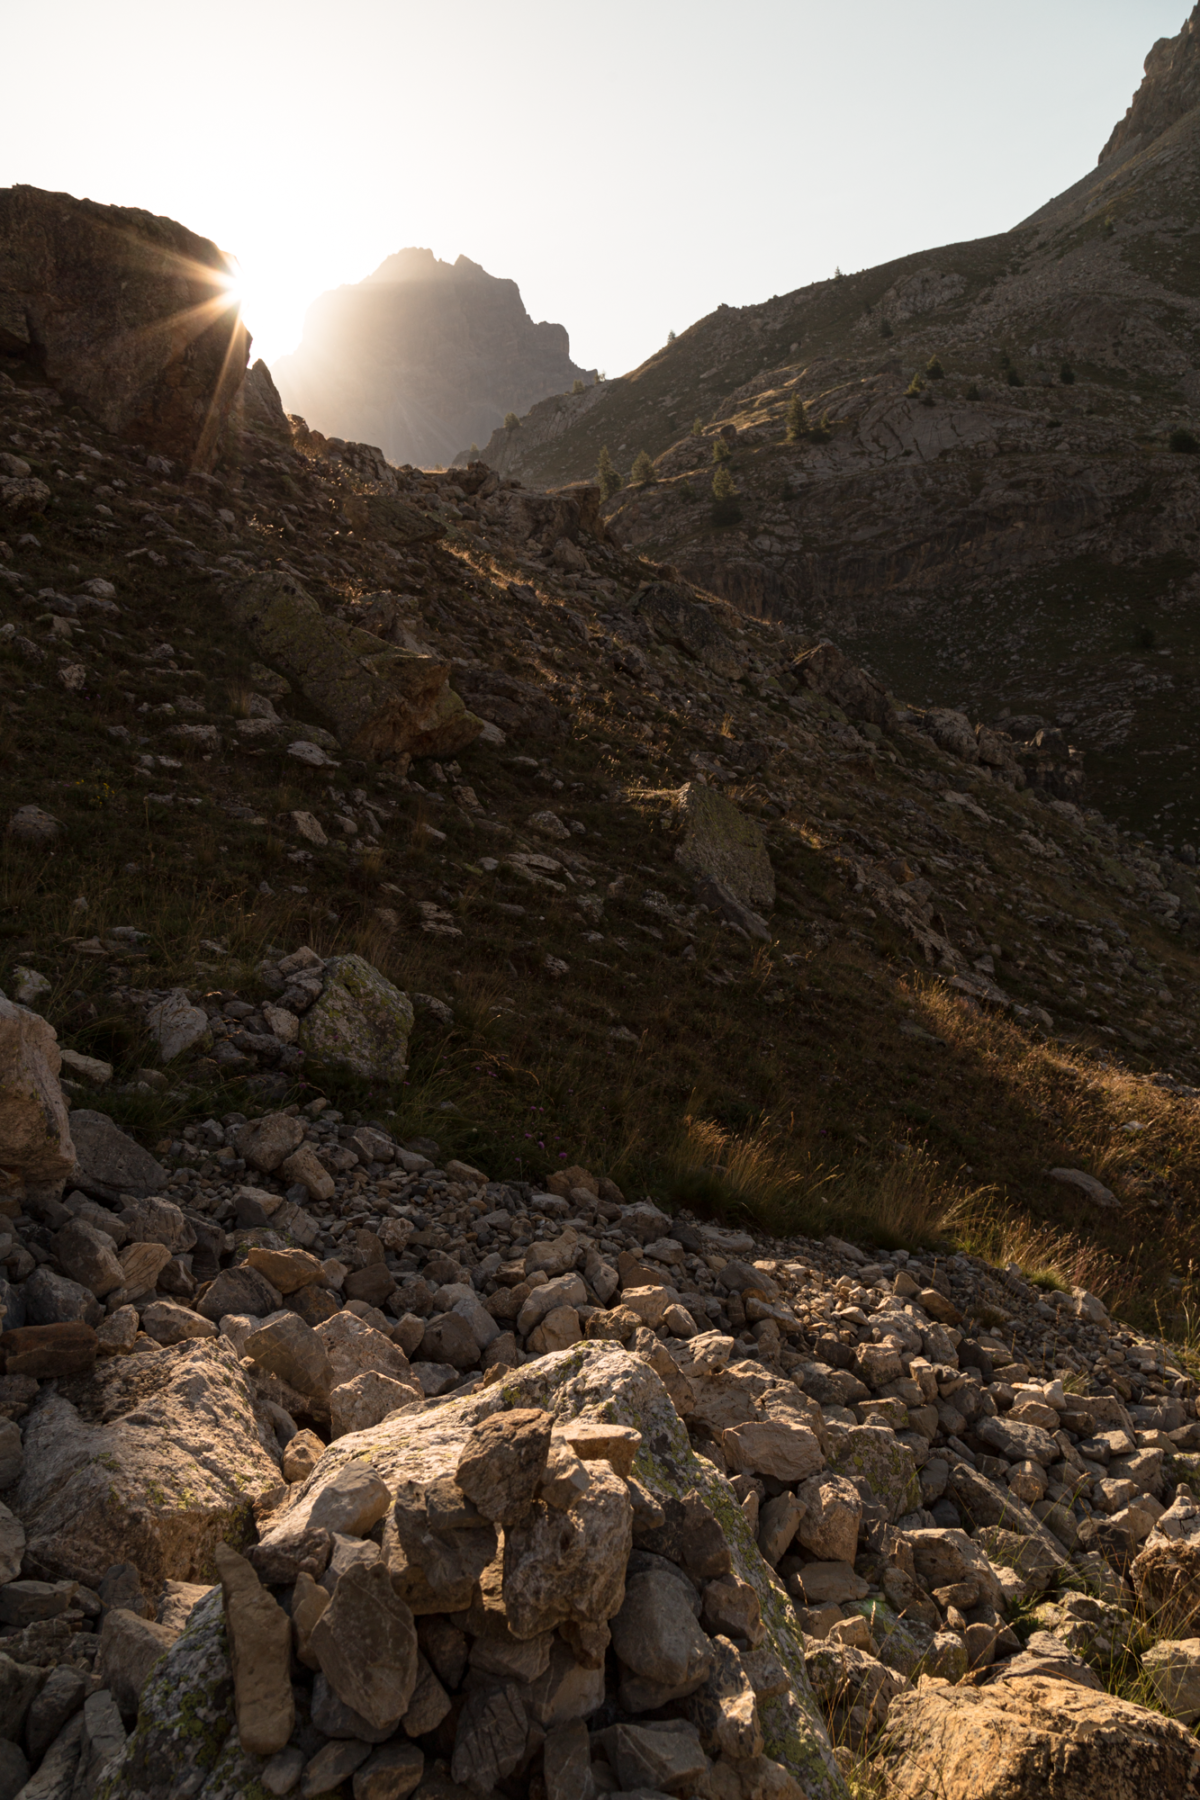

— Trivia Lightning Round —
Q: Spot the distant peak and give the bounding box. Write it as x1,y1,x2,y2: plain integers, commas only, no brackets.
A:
364,247,444,283
1099,4,1200,166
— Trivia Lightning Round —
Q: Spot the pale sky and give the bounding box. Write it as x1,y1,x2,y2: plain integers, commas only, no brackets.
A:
2,2,1187,380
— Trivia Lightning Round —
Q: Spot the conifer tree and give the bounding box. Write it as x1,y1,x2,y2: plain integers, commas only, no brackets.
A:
785,394,806,442
597,445,622,500
711,463,740,525
631,450,655,484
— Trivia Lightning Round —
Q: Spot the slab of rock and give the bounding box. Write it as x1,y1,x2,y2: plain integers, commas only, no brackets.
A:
669,781,774,911
794,1473,862,1563
723,1419,823,1483
119,1195,195,1255
141,1301,216,1346
68,1111,166,1203
145,991,209,1064
98,1609,177,1719
279,1146,335,1202
596,1718,709,1794
197,1264,282,1323
610,1566,714,1708
306,1462,392,1538
0,1321,98,1378
330,1370,420,1437
0,995,75,1191
827,1423,921,1525
877,1674,1200,1799
20,1267,101,1328
449,1681,529,1791
1143,1637,1200,1724
214,1543,294,1755
245,1245,323,1292
0,1501,26,1582
52,1218,124,1299
235,1115,306,1174
352,1740,424,1800
226,570,482,763
11,1337,280,1588
310,1561,419,1731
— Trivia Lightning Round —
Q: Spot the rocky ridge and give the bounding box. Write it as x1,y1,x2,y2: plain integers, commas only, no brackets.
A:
476,7,1200,851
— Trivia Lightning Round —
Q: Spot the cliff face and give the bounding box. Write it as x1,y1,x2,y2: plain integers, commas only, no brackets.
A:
1100,4,1200,168
272,248,595,469
479,11,1200,849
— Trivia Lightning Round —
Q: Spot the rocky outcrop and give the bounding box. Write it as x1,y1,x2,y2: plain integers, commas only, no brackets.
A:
0,996,74,1202
273,248,595,469
1099,5,1200,169
0,185,248,471
877,1674,1200,1799
223,570,483,762
670,781,775,913
297,954,413,1084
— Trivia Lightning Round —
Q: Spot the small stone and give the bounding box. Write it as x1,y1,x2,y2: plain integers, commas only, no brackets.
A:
793,1562,869,1606
330,1370,420,1437
245,1246,325,1292
539,1437,593,1509
146,989,209,1063
722,1419,825,1483
794,1473,863,1563
261,1746,306,1797
758,1490,805,1566
353,1741,424,1800
301,1738,371,1798
280,1145,336,1201
247,1524,332,1586
598,1718,709,1794
702,1576,764,1645
559,1420,642,1478
283,1429,326,1485
141,1300,217,1345
52,1218,124,1298
196,1263,282,1322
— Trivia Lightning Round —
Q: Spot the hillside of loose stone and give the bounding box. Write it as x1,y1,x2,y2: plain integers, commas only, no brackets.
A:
7,167,1200,1800
477,7,1200,855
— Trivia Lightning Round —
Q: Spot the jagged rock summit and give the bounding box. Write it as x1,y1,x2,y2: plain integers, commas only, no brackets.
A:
272,248,596,469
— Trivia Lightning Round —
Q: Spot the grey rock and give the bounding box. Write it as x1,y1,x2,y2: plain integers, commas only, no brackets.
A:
196,1264,282,1323
309,1562,419,1732
24,1663,85,1763
51,1219,123,1299
307,1464,392,1538
301,1738,370,1798
352,1740,424,1800
0,1651,46,1743
20,1268,101,1329
98,1609,177,1721
118,1195,195,1255
0,1421,24,1491
12,1714,81,1800
309,1672,394,1745
449,1681,528,1792
245,1314,332,1398
0,1740,29,1800
68,1111,167,1202
611,1569,714,1709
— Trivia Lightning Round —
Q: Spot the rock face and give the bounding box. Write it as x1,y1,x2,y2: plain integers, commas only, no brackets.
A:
877,1674,1200,1799
223,571,483,761
12,1337,280,1589
1099,6,1200,168
0,185,248,471
272,248,595,469
0,996,75,1198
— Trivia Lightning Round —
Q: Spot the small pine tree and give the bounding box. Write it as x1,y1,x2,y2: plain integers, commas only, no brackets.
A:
667,329,677,342
785,394,806,442
711,464,741,525
691,417,704,437
816,409,833,439
1060,362,1075,385
712,437,731,462
926,356,945,380
504,411,520,431
880,318,894,339
597,445,622,499
571,378,585,394
631,450,655,484
469,444,480,459
906,375,924,398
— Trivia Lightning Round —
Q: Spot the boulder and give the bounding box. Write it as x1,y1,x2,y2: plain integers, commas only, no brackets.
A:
223,571,483,761
11,1337,280,1589
213,1543,293,1755
298,955,414,1083
0,183,248,470
52,1218,124,1299
633,582,745,679
877,1674,1200,1799
1143,1637,1200,1724
790,641,894,733
669,782,774,912
0,995,74,1195
144,991,209,1064
234,1115,305,1174
828,1424,921,1525
99,1610,178,1721
68,1111,167,1203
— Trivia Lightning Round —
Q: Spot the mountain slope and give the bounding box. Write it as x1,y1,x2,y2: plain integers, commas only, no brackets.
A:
273,248,595,469
479,8,1200,852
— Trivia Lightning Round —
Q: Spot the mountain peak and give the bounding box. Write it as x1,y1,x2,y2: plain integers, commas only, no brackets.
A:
1099,3,1200,166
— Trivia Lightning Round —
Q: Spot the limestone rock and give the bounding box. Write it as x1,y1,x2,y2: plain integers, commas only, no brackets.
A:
1142,1637,1200,1725
224,571,482,762
670,782,774,911
51,1220,124,1300
234,1115,305,1173
611,1566,714,1707
0,184,248,469
144,991,209,1064
213,1542,294,1756
455,1408,553,1526
794,1473,863,1563
330,1370,420,1437
0,996,74,1193
827,1423,921,1525
877,1674,1200,1799
98,1610,177,1719
309,1561,419,1731
245,1314,332,1397
11,1337,280,1588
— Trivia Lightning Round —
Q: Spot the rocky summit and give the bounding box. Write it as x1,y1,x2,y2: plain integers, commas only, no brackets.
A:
273,250,597,473
479,6,1200,852
6,42,1200,1794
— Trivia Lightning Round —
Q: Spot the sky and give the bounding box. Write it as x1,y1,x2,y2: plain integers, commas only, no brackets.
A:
1,1,1189,381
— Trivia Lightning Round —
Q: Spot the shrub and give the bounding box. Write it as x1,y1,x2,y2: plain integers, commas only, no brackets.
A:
469,444,480,460
785,393,807,442
571,379,585,395
1060,362,1075,385
631,450,656,484
880,318,894,339
712,437,731,462
504,411,520,431
1169,427,1199,454
926,356,945,380
711,464,741,525
691,418,703,437
906,375,924,398
667,329,676,342
1007,367,1023,387
597,445,622,500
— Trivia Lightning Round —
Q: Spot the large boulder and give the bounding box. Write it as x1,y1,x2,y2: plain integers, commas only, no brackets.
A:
68,1111,168,1203
669,782,774,912
11,1337,280,1590
789,641,894,733
298,955,414,1083
0,995,75,1198
102,1343,846,1800
876,1674,1200,1799
0,184,248,470
223,571,483,760
632,582,746,679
